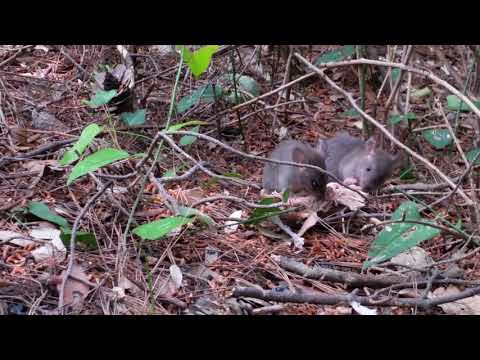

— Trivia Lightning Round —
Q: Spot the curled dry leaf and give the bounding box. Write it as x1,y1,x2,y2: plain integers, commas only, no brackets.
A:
57,263,91,308
429,285,480,315
350,301,378,315
0,231,35,247
30,227,66,263
225,210,243,234
391,246,433,270
169,265,183,289
326,182,367,211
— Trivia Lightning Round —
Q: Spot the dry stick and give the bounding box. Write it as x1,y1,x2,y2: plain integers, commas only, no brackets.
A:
205,71,316,122
192,195,288,209
436,97,480,225
156,132,258,189
310,57,480,136
58,180,113,312
294,52,473,207
384,45,414,119
164,130,367,199
0,45,34,68
233,284,480,309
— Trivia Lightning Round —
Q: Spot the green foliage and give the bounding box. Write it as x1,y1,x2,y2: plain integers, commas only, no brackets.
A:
224,75,260,104
167,120,208,132
411,87,432,99
133,216,193,240
341,108,361,118
466,148,480,165
389,113,416,125
245,198,282,225
315,45,355,65
59,123,102,166
67,148,130,185
363,201,441,269
60,229,97,249
391,68,400,82
180,45,219,79
178,206,215,226
175,84,223,114
422,129,453,150
446,95,480,112
27,201,69,229
179,125,200,146
84,90,117,108
120,109,146,127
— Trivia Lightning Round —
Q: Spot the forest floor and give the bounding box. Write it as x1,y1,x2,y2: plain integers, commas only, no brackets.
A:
1,45,480,315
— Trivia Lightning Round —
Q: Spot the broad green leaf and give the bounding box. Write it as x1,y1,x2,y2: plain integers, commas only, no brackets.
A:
167,120,208,132
363,201,440,269
59,123,102,166
422,129,452,150
133,216,193,240
67,148,130,185
245,198,282,225
27,201,69,229
446,95,480,112
84,90,117,108
411,87,432,99
60,229,97,249
225,75,260,104
315,45,355,65
391,68,400,82
222,172,243,179
466,148,480,165
389,112,416,125
183,45,219,79
341,108,361,118
120,109,146,127
179,126,199,146
178,206,215,226
162,169,177,178
175,84,223,114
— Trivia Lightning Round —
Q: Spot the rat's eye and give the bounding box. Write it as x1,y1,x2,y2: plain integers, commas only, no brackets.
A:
366,167,371,172
311,179,318,188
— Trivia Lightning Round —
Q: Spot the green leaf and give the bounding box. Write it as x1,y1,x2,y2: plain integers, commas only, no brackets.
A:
391,68,400,83
27,201,69,229
175,84,223,114
341,108,361,118
245,198,282,225
222,172,243,179
59,123,102,166
314,45,355,65
282,190,290,203
167,120,208,132
399,165,416,181
183,45,219,79
84,90,117,108
179,125,199,146
67,148,130,185
120,109,146,127
162,169,177,178
422,129,453,150
389,112,417,125
447,95,471,112
178,206,215,226
60,229,97,249
411,87,432,99
466,148,480,165
225,75,260,104
363,201,441,269
133,216,193,240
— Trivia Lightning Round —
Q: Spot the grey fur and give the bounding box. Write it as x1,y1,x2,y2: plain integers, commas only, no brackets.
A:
263,140,326,199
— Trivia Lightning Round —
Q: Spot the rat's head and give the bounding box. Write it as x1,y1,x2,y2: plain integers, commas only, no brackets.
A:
292,146,327,199
356,138,402,192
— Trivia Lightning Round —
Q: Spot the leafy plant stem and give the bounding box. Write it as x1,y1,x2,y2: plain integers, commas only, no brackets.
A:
229,49,247,150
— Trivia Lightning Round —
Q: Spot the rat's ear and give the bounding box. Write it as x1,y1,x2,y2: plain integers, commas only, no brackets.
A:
292,147,306,164
365,137,377,154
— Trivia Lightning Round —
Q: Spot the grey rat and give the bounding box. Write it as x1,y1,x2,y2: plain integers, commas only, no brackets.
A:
316,132,402,192
263,140,326,200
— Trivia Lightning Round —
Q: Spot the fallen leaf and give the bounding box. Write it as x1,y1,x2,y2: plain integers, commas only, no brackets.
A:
429,285,480,315
225,210,243,233
30,227,66,263
57,263,91,308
